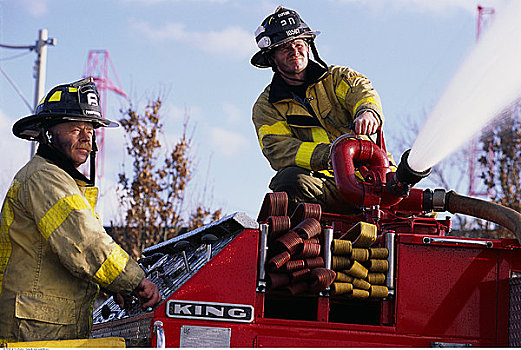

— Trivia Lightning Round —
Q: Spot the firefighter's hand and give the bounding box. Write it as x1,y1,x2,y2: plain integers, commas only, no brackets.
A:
134,278,162,310
353,111,379,135
115,293,127,310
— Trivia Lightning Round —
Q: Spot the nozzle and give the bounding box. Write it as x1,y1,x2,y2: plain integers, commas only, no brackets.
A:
388,149,432,197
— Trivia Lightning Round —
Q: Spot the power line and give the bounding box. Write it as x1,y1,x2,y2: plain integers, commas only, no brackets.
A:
0,50,31,61
0,30,56,158
0,65,33,112
0,43,35,50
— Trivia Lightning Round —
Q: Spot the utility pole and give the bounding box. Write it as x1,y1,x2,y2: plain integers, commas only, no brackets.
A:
0,29,56,157
30,29,56,156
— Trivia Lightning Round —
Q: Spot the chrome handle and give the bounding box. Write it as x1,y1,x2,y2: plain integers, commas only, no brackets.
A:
257,223,269,292
154,320,165,348
323,226,333,271
385,231,396,292
423,236,493,248
320,226,333,297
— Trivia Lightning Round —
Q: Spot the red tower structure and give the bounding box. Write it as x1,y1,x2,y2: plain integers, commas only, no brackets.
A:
83,50,128,179
468,5,495,197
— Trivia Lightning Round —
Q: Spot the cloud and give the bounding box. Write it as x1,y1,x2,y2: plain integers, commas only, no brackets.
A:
336,0,506,15
163,104,202,123
133,21,256,59
222,102,242,124
0,110,31,198
394,0,500,14
121,0,228,4
19,0,48,17
209,127,249,157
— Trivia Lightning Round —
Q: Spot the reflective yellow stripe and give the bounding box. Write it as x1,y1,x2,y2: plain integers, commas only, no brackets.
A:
93,245,129,287
48,91,62,102
311,127,330,143
295,128,329,170
296,142,318,169
318,169,335,177
353,96,379,117
311,128,331,175
335,79,350,110
0,181,22,295
84,187,99,218
258,121,292,149
68,87,78,93
38,195,90,240
84,187,98,209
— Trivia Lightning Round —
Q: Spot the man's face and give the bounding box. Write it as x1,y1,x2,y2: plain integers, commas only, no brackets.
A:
271,38,309,75
49,121,94,168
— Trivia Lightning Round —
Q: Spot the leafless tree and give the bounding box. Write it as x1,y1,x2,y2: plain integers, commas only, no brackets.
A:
477,103,521,239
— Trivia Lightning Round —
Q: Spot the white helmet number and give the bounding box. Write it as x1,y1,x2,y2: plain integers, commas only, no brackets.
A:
280,17,295,27
87,92,99,106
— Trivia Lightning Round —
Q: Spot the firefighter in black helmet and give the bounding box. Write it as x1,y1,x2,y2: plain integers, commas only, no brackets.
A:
0,78,161,343
251,7,389,214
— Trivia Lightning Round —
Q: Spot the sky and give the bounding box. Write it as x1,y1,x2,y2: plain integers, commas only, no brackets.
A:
0,0,509,224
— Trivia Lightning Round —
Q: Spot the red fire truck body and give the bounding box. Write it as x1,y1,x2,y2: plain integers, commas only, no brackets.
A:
92,137,521,347
91,211,521,347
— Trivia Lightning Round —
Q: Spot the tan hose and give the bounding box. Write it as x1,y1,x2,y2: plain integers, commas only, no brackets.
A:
445,190,521,244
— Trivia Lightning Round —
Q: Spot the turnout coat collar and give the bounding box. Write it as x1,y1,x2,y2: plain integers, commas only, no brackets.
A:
36,143,93,186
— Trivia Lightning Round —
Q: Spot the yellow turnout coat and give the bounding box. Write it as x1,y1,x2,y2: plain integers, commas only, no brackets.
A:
0,144,144,342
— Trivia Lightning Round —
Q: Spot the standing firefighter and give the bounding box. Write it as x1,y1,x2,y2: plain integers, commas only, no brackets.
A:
0,78,161,342
252,6,388,214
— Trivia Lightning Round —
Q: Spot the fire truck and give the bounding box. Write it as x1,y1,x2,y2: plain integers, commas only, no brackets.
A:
90,133,521,347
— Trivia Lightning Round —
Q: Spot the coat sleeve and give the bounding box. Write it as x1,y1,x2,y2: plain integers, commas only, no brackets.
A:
252,94,331,172
333,67,384,125
21,167,144,295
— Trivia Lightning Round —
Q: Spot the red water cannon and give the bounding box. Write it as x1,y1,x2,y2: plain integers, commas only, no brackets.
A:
330,132,433,212
330,132,521,244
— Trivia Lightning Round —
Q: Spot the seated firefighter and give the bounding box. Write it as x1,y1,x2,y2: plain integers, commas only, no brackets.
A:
251,7,387,214
0,78,161,342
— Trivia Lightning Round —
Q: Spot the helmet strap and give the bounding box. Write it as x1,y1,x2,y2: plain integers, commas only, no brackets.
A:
90,131,98,186
309,41,328,70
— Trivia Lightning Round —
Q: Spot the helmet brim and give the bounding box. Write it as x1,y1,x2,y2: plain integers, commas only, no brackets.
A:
251,50,271,69
251,31,320,69
12,113,119,141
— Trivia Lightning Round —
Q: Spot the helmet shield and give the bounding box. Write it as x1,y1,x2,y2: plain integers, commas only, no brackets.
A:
13,77,119,141
251,7,319,68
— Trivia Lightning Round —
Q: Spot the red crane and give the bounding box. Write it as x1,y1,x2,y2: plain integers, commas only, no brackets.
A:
468,5,495,198
83,50,128,179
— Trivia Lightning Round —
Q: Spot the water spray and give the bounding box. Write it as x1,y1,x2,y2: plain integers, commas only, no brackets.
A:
408,1,521,173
